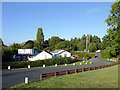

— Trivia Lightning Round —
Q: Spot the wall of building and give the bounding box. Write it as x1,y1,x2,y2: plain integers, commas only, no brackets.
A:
59,51,71,57
28,51,52,61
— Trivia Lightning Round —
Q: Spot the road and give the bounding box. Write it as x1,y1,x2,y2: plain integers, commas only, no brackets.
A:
2,53,116,89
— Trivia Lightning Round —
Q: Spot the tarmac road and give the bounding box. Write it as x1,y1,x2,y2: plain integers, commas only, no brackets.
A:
2,53,116,89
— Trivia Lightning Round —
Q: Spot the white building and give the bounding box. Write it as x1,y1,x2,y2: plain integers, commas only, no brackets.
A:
51,50,71,58
28,50,53,61
18,49,39,55
13,49,40,61
59,50,71,57
13,49,71,61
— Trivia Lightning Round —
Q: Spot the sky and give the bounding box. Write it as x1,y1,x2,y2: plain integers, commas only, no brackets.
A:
2,2,114,46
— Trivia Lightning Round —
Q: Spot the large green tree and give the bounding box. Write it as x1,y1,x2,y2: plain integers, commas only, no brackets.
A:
77,40,86,51
104,1,120,57
55,40,73,51
36,28,44,50
49,36,61,51
88,43,97,52
70,37,80,51
91,35,101,50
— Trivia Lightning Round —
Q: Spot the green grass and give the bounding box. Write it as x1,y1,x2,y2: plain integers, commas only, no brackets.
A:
12,65,118,88
71,51,95,59
101,53,118,62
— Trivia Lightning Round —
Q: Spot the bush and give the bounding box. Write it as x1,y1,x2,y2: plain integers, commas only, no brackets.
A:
71,51,95,58
2,57,72,69
101,52,112,59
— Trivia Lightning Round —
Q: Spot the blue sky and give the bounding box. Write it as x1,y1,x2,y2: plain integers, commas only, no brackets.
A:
2,2,114,46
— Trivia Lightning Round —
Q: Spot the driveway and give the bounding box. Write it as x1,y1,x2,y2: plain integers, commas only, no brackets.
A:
2,53,116,89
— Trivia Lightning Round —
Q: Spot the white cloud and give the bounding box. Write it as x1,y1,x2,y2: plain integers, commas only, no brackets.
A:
87,8,102,14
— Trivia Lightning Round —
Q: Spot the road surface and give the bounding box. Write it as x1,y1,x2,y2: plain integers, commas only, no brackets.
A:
2,53,116,89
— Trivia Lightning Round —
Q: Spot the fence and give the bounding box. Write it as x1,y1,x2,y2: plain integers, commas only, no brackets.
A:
40,61,120,80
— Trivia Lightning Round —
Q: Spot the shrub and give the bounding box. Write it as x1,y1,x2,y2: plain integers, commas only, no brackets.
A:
101,52,112,59
71,51,95,58
2,57,72,69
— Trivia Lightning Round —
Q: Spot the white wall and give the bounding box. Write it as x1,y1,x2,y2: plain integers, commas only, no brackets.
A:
28,51,52,61
52,53,61,58
18,49,34,55
59,51,71,57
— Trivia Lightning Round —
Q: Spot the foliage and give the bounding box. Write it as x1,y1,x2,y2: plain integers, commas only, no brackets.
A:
44,39,50,48
2,46,14,62
9,43,21,50
2,57,72,69
71,51,95,58
23,44,33,49
102,35,110,50
70,37,80,51
104,1,120,57
81,34,86,40
23,40,34,49
77,40,86,51
101,52,112,59
91,35,101,50
36,28,44,50
88,43,97,52
49,36,62,51
55,40,73,51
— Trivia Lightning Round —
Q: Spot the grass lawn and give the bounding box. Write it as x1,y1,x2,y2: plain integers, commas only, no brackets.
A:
12,65,118,88
101,53,119,62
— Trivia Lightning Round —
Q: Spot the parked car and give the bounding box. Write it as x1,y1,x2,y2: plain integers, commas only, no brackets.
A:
71,56,77,60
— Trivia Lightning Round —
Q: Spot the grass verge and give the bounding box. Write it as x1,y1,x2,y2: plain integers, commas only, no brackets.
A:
12,65,118,88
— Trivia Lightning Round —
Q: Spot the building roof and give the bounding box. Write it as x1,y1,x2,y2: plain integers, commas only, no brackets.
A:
44,50,53,55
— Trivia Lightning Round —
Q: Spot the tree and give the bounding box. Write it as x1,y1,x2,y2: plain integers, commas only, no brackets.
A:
44,39,50,48
9,43,21,50
36,28,44,50
105,1,120,57
77,40,86,51
88,43,97,52
102,35,110,50
2,46,14,62
55,40,72,51
49,36,61,51
81,34,86,40
70,37,81,51
91,35,101,50
24,40,34,49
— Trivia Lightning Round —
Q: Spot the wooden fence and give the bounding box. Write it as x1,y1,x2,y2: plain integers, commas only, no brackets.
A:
40,61,120,80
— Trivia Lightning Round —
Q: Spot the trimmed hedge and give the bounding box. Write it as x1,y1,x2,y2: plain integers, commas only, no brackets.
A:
101,52,112,59
71,51,95,58
2,57,72,69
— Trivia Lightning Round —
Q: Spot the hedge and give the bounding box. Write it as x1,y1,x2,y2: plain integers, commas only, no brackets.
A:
101,52,112,59
2,57,73,69
71,51,95,58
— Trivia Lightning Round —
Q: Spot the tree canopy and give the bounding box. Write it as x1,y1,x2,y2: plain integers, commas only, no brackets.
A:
104,1,120,57
36,28,44,50
49,36,62,51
